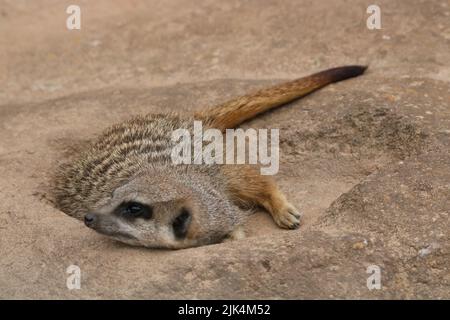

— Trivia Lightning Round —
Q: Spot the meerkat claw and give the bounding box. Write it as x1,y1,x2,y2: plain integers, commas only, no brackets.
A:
273,204,302,229
290,210,301,219
274,208,301,229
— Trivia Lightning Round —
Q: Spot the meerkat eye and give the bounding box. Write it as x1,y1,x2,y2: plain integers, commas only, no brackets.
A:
172,207,191,239
119,202,152,219
125,202,143,215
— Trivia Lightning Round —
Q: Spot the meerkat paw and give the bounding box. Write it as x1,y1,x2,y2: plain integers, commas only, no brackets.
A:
272,203,302,229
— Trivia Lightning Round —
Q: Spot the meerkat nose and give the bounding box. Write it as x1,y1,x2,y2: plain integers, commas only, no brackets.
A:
84,213,96,227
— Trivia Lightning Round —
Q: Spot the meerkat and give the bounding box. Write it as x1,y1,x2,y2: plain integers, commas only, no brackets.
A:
54,65,367,249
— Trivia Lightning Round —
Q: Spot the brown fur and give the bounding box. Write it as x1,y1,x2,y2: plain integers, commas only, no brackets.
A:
54,65,367,249
197,65,367,130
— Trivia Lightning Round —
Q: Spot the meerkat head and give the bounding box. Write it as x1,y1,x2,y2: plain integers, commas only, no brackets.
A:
83,167,242,249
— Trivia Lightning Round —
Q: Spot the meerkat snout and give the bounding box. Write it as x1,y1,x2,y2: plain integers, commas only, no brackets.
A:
84,213,96,226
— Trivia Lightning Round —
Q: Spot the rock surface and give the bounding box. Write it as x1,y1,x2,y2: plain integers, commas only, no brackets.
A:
0,0,449,299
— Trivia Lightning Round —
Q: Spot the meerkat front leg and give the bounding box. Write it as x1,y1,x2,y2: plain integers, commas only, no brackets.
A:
221,165,302,229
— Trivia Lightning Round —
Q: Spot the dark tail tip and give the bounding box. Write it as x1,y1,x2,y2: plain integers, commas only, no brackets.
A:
321,65,368,83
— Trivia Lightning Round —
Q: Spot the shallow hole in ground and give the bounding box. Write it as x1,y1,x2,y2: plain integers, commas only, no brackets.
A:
244,106,429,238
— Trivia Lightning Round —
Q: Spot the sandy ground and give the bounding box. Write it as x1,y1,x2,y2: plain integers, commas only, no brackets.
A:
0,0,449,298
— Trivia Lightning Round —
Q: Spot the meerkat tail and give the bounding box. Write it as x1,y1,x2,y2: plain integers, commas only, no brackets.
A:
197,65,367,130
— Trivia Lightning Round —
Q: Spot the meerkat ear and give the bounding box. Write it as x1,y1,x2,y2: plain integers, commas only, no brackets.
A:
172,207,192,239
